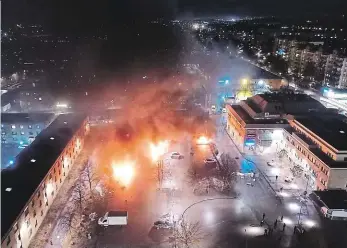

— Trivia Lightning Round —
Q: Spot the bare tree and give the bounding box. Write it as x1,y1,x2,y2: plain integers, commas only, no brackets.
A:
174,219,206,248
277,149,287,162
72,178,87,212
218,153,238,192
82,161,98,194
186,166,200,187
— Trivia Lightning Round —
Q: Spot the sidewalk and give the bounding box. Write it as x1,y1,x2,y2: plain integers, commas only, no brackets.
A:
29,138,94,248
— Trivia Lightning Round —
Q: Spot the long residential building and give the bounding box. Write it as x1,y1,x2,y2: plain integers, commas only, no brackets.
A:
1,113,89,248
226,92,347,190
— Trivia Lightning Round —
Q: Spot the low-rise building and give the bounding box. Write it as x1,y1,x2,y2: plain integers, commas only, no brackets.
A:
283,114,347,190
1,113,89,248
310,190,347,220
226,92,347,190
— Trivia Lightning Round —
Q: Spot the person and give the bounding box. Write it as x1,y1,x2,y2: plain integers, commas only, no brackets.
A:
264,229,268,236
262,213,266,220
274,219,278,229
280,215,283,222
276,175,278,181
282,223,286,232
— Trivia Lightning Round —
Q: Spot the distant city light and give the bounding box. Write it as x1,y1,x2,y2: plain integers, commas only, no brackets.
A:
5,188,12,192
31,159,36,163
56,103,68,108
192,24,199,30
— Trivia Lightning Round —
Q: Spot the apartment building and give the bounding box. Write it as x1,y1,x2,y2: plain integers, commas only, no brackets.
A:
275,38,347,86
338,58,347,88
1,113,89,248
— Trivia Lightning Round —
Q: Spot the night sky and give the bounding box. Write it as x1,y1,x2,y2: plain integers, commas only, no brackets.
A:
3,0,346,30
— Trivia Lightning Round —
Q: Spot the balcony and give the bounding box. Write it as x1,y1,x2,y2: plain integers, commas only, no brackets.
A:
292,132,317,149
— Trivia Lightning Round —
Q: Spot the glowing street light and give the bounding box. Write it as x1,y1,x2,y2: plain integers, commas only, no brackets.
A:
241,78,248,86
112,161,135,186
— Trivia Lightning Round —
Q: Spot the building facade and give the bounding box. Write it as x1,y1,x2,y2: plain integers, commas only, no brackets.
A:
1,114,90,248
226,93,347,190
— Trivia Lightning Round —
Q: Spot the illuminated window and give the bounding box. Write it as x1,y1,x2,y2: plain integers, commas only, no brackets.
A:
11,125,16,129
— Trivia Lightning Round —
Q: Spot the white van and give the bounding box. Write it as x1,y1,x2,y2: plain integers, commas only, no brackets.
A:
98,211,128,226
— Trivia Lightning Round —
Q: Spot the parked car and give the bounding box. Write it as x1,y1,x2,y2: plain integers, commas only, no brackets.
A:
284,176,294,183
267,162,275,166
171,152,184,159
154,220,173,229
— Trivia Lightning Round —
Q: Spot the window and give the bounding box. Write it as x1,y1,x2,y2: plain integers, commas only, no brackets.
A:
6,236,10,245
31,200,35,207
28,125,32,129
35,220,38,228
12,131,17,135
29,228,32,237
46,201,48,207
36,125,40,129
33,210,36,217
1,131,5,135
24,207,29,217
11,125,16,129
37,191,40,198
41,210,44,216
14,223,19,232
20,131,25,135
18,233,21,241
29,132,34,136
39,200,42,207
20,125,24,129
26,219,30,228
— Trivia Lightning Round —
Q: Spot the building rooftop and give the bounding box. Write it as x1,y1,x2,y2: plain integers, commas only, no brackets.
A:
309,148,347,169
312,190,347,210
257,93,316,103
295,115,347,151
1,113,55,124
229,105,288,125
1,114,87,238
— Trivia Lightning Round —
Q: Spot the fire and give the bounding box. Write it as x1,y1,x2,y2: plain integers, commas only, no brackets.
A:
196,136,209,145
150,140,169,162
112,161,135,186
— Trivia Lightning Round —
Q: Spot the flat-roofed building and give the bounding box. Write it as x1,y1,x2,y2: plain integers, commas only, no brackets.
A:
283,114,347,190
1,113,56,169
310,190,347,220
226,92,325,152
1,114,89,248
226,92,347,190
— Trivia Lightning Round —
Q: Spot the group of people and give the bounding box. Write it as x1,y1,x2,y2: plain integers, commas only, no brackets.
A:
261,213,287,237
